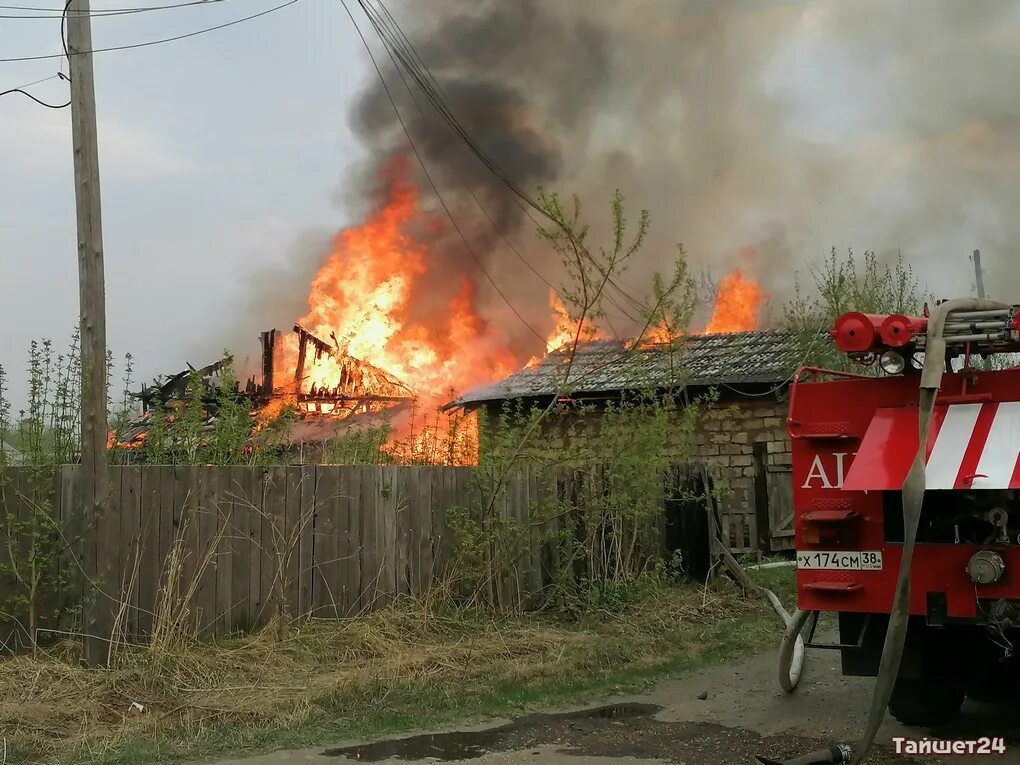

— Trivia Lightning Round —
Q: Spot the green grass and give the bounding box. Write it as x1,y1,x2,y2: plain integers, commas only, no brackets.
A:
7,569,793,765
72,612,779,765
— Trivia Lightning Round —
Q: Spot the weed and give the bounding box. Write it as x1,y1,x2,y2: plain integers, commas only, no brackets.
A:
0,568,791,765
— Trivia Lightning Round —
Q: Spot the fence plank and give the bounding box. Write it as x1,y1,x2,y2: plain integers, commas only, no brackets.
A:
394,467,410,597
96,466,123,659
284,466,303,619
154,465,176,633
213,468,234,637
119,466,142,641
428,468,445,582
498,470,513,610
224,466,251,634
262,466,287,626
358,465,380,610
135,466,160,639
297,466,316,618
249,468,268,629
512,469,529,607
57,464,83,635
312,466,341,618
540,470,561,590
195,468,219,636
332,467,352,617
525,468,542,600
378,466,397,606
409,465,432,596
342,466,362,617
175,465,200,633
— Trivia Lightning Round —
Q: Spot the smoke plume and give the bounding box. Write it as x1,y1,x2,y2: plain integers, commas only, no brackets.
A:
341,0,1020,342
215,0,1020,376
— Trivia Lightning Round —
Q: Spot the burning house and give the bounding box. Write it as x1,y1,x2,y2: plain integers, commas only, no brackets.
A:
116,150,783,473
450,329,806,552
116,324,419,460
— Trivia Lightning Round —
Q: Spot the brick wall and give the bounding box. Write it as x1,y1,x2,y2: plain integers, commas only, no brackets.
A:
695,396,791,549
479,391,793,552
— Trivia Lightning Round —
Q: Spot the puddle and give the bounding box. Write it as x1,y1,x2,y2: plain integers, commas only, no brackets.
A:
323,702,660,761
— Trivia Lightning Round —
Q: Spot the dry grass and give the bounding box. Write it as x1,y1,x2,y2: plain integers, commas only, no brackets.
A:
0,575,780,765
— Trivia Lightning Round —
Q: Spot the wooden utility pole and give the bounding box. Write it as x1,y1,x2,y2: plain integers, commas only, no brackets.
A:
972,249,987,299
67,0,112,666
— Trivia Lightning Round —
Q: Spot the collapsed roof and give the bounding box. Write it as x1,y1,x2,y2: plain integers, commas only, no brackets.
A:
115,325,416,449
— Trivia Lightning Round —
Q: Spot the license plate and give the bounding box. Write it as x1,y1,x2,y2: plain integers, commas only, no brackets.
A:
797,550,883,571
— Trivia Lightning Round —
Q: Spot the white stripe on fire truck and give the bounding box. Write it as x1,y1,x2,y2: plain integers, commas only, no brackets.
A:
925,403,982,489
973,401,1020,489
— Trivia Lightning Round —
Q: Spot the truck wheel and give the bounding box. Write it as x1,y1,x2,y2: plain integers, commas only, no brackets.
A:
888,678,964,726
967,662,1016,703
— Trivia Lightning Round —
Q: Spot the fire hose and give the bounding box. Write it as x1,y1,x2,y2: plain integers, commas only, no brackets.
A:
754,298,1010,765
700,463,808,693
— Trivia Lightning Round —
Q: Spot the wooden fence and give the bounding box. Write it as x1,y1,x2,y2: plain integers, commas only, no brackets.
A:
0,465,571,649
1,461,785,650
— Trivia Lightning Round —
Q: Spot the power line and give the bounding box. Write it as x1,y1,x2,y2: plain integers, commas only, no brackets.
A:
358,0,654,329
0,84,69,107
5,72,60,89
337,0,547,345
360,0,668,352
0,22,70,106
0,0,225,16
360,0,646,339
354,0,548,220
356,1,565,300
0,0,297,62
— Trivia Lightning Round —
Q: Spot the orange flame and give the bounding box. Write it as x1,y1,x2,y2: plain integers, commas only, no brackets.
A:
704,267,762,334
544,291,606,351
642,321,679,345
274,156,519,464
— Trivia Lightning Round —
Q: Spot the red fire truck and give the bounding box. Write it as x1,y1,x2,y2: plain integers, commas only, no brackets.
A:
788,303,1020,728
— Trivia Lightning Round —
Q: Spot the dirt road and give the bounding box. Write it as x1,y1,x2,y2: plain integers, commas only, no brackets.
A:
211,646,1020,765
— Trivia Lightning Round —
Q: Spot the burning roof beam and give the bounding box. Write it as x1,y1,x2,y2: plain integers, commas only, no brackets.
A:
292,323,416,400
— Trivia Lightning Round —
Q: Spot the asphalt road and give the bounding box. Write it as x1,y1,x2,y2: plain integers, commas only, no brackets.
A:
210,643,1020,765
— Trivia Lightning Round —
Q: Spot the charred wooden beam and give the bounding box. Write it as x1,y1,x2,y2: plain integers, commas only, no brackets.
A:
261,329,276,395
294,323,334,357
292,323,415,399
296,393,412,404
294,325,308,384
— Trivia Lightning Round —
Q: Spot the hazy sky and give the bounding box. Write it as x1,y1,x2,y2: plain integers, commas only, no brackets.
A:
1,1,369,407
2,1,1014,410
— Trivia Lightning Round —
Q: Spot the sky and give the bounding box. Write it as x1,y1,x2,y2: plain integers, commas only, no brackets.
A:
1,0,370,407
1,0,1015,410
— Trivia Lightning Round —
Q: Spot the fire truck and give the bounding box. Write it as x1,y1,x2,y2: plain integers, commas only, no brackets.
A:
788,302,1020,728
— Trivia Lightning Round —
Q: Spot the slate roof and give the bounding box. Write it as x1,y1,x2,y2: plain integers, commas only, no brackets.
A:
453,329,807,407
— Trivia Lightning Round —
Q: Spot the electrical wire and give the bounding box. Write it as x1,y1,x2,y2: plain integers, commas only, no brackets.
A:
354,0,547,219
4,72,60,89
0,25,69,106
720,326,831,398
365,0,655,325
337,0,547,345
360,0,657,346
358,0,651,330
60,0,71,66
0,0,298,62
0,0,225,16
354,1,566,302
0,84,69,107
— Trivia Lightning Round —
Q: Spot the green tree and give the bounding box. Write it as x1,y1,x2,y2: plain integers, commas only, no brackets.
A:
785,248,924,371
450,191,705,608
